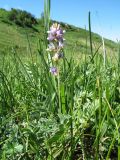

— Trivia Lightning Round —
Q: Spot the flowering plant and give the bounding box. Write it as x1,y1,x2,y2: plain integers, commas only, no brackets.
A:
47,23,65,75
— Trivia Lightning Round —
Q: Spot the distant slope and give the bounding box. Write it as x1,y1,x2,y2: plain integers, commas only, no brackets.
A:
0,20,39,53
0,8,117,58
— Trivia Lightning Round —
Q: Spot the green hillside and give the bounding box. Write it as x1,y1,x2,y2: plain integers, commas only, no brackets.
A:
0,8,118,59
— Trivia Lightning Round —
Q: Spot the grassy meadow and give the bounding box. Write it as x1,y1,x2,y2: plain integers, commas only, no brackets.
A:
0,1,120,160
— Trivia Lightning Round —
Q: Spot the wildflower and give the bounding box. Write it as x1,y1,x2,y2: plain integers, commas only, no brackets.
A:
50,23,60,34
50,67,58,76
47,23,65,42
47,23,65,76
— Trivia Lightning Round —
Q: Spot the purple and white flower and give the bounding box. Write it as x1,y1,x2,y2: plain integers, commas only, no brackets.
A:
47,23,65,76
50,67,58,76
47,23,65,42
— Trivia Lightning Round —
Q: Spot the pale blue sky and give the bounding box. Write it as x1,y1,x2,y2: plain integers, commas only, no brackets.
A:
0,0,120,41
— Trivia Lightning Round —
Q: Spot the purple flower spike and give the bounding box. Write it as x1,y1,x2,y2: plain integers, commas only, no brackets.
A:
50,67,58,76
